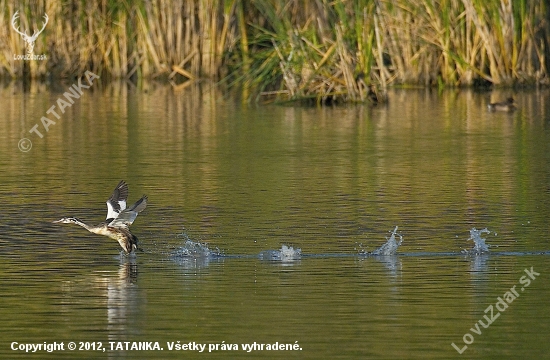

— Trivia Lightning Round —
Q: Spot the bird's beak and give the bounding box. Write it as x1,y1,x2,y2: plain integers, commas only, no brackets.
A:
52,219,62,223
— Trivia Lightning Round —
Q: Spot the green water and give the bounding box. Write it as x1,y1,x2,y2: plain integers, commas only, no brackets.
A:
1,83,550,359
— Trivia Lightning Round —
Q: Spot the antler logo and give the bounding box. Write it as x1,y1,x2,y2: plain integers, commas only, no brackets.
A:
11,11,48,57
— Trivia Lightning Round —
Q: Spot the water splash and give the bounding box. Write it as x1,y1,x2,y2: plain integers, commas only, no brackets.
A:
171,239,222,259
371,226,403,256
258,245,301,262
462,228,491,255
170,238,224,269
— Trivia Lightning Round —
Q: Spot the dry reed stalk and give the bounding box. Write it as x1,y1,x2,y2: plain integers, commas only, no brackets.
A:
136,4,162,74
199,0,216,77
373,8,388,90
335,25,358,101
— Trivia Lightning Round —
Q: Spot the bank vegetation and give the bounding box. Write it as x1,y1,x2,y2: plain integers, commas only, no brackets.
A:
1,0,548,102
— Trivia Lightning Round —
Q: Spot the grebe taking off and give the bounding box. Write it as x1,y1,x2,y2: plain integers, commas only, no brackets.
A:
54,180,147,253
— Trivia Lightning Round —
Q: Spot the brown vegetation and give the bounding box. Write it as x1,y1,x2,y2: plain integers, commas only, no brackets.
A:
1,0,548,102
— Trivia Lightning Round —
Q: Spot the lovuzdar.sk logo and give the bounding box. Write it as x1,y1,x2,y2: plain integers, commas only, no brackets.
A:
11,10,48,60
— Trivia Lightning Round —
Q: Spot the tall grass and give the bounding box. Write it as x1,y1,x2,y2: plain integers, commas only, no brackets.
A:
0,0,548,102
229,0,548,102
0,0,235,81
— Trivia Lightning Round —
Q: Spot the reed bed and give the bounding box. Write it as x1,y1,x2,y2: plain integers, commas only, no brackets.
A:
0,0,548,102
0,0,234,81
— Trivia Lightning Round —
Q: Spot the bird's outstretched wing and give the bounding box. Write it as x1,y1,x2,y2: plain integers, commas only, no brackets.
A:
109,195,147,228
106,180,128,220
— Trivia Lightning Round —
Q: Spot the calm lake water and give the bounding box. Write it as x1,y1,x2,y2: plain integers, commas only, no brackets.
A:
1,82,550,359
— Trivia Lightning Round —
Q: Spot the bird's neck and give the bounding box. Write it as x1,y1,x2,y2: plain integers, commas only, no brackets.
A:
71,219,93,231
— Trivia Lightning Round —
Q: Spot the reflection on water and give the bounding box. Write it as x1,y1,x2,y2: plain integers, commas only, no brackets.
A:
468,253,490,275
367,255,403,277
105,259,139,341
60,257,142,346
1,83,550,358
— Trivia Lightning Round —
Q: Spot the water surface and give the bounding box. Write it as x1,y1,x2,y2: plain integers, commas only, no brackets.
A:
1,83,550,358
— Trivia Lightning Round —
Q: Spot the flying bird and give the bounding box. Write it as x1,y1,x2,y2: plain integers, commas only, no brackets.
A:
54,181,147,253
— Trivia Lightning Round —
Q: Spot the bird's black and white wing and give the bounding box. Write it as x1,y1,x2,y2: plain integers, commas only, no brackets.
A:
106,180,129,221
109,195,147,228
